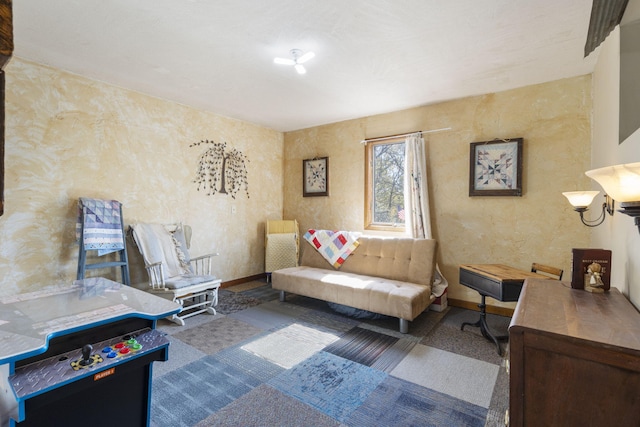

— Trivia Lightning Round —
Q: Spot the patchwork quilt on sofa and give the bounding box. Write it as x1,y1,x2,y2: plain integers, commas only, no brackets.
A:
303,229,360,268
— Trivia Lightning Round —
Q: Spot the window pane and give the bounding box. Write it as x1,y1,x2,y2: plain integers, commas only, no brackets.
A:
372,142,405,225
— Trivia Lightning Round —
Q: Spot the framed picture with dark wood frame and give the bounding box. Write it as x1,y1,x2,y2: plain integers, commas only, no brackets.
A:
303,157,329,197
469,138,523,197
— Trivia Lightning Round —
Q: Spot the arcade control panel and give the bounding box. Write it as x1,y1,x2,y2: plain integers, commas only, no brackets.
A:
10,327,169,401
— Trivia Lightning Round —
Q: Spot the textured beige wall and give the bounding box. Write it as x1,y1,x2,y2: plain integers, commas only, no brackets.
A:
284,76,593,307
591,28,640,308
1,57,594,307
0,58,284,297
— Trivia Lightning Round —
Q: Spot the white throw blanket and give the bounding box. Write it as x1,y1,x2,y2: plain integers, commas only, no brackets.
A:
131,223,190,279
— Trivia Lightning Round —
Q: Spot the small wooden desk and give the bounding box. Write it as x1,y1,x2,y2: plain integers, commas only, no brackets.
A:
459,264,548,355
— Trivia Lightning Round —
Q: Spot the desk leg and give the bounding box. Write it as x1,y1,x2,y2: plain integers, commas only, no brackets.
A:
460,294,506,356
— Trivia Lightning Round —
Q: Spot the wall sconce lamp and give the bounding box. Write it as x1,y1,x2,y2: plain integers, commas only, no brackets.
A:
562,191,614,227
585,162,640,234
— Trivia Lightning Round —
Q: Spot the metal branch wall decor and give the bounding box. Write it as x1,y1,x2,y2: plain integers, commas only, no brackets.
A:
191,139,249,199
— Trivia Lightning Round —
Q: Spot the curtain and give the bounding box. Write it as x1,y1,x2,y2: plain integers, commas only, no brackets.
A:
404,133,448,296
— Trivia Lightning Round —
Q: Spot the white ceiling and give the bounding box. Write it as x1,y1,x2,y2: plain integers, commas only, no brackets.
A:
13,0,600,132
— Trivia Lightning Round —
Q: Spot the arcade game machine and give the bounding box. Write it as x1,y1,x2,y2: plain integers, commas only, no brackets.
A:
0,278,181,427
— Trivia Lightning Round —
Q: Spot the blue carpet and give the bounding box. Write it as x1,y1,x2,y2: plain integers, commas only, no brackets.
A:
151,355,261,427
228,303,303,331
347,375,487,427
269,351,387,422
151,284,510,426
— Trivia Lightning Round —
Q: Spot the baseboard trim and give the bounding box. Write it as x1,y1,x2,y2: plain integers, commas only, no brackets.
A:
448,298,515,317
221,273,266,289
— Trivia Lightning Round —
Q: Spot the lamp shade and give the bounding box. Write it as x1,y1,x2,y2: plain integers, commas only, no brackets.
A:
585,162,640,202
562,191,600,208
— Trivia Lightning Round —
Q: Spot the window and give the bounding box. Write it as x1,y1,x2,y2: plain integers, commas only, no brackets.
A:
365,138,405,230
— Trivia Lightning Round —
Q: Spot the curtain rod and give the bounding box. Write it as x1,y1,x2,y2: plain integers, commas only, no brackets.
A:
361,127,452,144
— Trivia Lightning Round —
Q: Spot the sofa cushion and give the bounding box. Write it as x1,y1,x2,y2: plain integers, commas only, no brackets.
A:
164,274,218,289
272,266,433,321
301,236,437,287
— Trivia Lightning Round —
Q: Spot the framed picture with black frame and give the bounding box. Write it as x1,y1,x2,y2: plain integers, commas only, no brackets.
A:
303,157,329,197
469,138,523,197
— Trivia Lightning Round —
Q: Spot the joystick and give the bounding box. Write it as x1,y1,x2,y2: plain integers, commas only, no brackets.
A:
70,343,103,370
80,344,93,366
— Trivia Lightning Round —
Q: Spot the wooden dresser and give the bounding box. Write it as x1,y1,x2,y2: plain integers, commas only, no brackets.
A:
509,279,640,427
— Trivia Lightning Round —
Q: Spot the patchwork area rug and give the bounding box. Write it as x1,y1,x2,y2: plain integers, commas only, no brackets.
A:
270,351,388,422
195,384,340,427
151,280,510,427
348,375,488,426
324,326,400,367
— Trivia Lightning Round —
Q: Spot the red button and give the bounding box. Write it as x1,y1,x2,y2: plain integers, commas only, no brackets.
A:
114,343,125,349
119,348,130,354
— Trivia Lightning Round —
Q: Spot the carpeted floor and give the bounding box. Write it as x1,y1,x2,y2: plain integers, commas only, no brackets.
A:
150,280,511,427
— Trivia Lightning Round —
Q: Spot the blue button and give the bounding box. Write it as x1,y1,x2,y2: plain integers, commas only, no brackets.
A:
102,347,112,353
107,351,117,358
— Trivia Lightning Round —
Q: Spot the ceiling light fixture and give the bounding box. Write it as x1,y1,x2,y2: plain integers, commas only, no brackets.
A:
274,49,315,75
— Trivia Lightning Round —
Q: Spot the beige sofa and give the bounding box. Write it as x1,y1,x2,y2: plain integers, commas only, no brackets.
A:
272,236,437,333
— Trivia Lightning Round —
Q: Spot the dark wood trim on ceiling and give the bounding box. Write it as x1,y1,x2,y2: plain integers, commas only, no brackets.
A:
585,0,629,57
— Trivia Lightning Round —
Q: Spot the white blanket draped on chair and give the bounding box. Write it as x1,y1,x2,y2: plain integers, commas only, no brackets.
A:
132,223,191,279
130,222,221,326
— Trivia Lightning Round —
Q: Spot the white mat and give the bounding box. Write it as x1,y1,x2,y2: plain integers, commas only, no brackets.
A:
390,343,499,408
241,323,340,369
